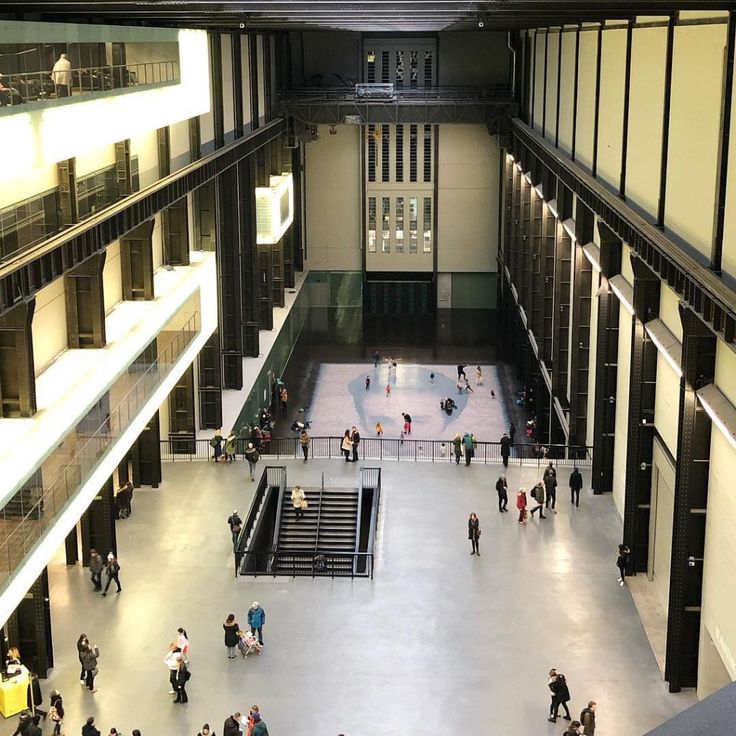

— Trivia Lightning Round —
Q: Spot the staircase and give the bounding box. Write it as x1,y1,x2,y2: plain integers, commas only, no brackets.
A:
274,488,359,576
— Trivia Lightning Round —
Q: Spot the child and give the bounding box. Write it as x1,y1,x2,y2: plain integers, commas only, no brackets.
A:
476,366,483,385
365,375,371,390
386,384,391,397
375,422,384,436
430,372,435,383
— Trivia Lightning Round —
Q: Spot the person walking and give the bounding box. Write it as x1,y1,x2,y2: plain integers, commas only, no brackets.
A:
223,713,242,736
82,717,101,736
468,513,481,555
223,614,240,660
173,656,190,704
401,412,412,435
375,421,384,436
509,421,516,446
248,601,265,645
300,430,310,462
516,489,528,524
279,386,288,417
101,555,121,596
529,482,547,519
341,430,353,462
499,432,511,467
548,669,572,722
475,365,483,385
227,510,242,547
462,432,475,466
495,475,508,512
89,549,104,591
80,642,100,692
569,467,583,507
544,470,557,513
453,433,462,465
48,690,63,735
580,701,596,735
543,461,557,482
457,364,467,380
351,427,361,462
617,544,630,587
385,383,391,398
76,634,89,684
365,375,371,390
372,350,379,367
244,442,260,481
291,485,307,519
210,429,223,462
224,432,237,463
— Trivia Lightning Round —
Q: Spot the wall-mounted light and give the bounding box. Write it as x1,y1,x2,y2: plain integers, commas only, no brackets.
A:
609,274,635,316
697,383,736,450
582,242,602,272
644,319,683,378
562,218,577,242
256,173,294,245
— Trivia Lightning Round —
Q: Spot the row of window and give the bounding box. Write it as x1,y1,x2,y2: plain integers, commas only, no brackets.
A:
367,124,433,184
365,49,434,88
367,195,432,254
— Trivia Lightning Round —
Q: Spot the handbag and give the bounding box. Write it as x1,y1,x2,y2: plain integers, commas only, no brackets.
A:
300,499,309,510
92,667,99,677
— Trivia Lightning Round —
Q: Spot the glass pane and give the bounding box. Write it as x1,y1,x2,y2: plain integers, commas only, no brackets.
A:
381,197,390,253
395,197,404,254
368,197,377,253
409,197,418,254
423,197,432,252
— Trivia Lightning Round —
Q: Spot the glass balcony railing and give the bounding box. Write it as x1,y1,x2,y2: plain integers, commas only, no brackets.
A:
0,303,200,585
0,59,180,110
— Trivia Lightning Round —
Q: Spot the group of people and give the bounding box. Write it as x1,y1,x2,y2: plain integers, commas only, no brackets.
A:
340,427,361,462
452,432,477,466
223,603,267,660
88,549,122,596
210,429,239,463
546,669,597,734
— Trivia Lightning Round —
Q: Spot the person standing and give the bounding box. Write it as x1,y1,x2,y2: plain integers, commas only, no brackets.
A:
365,375,371,390
475,365,483,386
197,724,214,736
385,383,391,398
453,433,462,465
548,669,572,722
341,430,353,462
499,432,511,467
516,489,528,524
580,701,596,735
529,482,547,519
176,628,189,659
291,485,307,519
51,53,72,97
544,470,557,514
617,544,630,587
224,432,237,463
82,717,101,736
509,421,516,446
462,432,474,466
89,549,104,591
49,690,64,735
468,513,481,555
372,350,379,367
569,467,583,507
173,657,190,704
163,647,181,693
227,510,243,547
211,430,223,462
248,601,265,645
300,430,310,462
375,421,384,436
457,364,467,380
223,713,242,736
250,712,269,736
244,442,260,481
351,427,361,462
101,555,121,596
80,642,100,692
279,386,288,417
495,475,508,512
401,412,412,435
76,634,89,684
223,614,240,659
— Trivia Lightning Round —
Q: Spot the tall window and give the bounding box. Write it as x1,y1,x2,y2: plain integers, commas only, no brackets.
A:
395,125,404,182
395,197,404,253
409,197,418,254
424,51,433,87
396,50,404,87
423,125,432,183
381,125,390,183
381,197,391,252
381,51,390,83
368,125,376,183
366,51,376,82
423,197,432,252
0,190,60,261
409,125,418,183
410,50,418,89
368,197,377,252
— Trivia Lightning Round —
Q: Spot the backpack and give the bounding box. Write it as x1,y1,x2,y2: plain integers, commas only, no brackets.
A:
209,438,218,448
580,707,592,723
531,486,539,501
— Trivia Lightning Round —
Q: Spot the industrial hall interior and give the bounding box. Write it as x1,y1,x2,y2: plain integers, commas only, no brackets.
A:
2,0,736,735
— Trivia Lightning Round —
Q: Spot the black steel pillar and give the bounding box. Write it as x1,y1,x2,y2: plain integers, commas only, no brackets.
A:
64,526,79,566
530,190,544,349
131,411,162,488
193,181,216,252
0,299,37,417
198,334,223,429
590,222,622,493
256,146,274,330
665,308,716,692
623,257,661,574
210,32,225,148
80,477,117,565
5,568,53,677
65,251,107,349
240,157,260,357
120,220,155,301
232,33,244,138
57,158,78,226
249,32,260,130
168,363,196,442
292,145,305,272
162,197,191,266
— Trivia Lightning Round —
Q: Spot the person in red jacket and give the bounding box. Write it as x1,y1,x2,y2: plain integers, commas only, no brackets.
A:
516,488,528,524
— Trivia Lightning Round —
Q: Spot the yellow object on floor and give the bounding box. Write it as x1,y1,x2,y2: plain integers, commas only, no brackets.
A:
0,665,29,718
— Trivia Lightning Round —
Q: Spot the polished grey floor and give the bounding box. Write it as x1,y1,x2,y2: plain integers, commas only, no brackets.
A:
13,459,696,736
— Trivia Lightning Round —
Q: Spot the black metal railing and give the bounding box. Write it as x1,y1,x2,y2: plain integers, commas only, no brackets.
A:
162,436,592,468
238,550,374,579
0,60,179,109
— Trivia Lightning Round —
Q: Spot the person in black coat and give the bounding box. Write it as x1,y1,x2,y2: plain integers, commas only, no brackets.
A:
499,433,511,468
508,421,516,446
495,475,508,512
27,672,46,718
468,513,481,556
569,467,583,507
49,690,64,736
548,670,572,722
82,717,101,736
173,658,190,703
223,713,242,736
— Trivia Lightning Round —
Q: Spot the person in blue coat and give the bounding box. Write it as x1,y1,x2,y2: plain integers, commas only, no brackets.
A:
248,602,266,645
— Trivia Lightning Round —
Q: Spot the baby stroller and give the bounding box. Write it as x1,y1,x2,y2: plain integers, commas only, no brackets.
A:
237,630,263,658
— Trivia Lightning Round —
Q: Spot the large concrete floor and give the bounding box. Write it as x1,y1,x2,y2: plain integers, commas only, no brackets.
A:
15,459,695,736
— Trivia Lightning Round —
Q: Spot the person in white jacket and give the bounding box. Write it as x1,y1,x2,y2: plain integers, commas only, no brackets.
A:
51,54,72,97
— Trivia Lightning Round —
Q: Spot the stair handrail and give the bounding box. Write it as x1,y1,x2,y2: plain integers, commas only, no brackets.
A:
314,487,324,555
353,468,366,576
271,467,289,558
364,467,381,566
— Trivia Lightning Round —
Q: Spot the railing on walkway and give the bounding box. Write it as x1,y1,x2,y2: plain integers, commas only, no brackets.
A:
238,550,374,579
0,60,180,109
162,436,592,468
0,312,200,584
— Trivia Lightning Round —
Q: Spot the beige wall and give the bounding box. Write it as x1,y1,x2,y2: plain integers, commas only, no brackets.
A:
654,355,680,456
574,28,599,171
169,119,191,171
437,125,499,273
612,301,632,517
305,125,361,270
659,283,683,341
544,31,559,141
103,240,123,314
651,439,675,613
130,129,159,189
33,278,67,375
76,144,116,178
240,34,252,128
557,29,576,155
585,269,600,449
152,214,164,272
0,165,57,210
257,35,266,125
221,34,235,139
